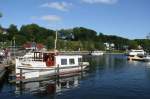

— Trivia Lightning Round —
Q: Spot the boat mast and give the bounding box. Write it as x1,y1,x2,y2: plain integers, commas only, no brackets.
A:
54,30,58,51
13,36,15,57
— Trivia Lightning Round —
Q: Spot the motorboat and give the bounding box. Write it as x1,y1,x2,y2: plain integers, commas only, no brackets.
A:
127,49,146,56
127,49,146,61
15,50,89,79
90,51,104,56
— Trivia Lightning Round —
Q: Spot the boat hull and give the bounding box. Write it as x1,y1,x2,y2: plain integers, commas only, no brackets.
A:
16,65,87,79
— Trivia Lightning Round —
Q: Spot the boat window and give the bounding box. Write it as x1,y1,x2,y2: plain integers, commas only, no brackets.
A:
69,59,75,65
61,59,67,65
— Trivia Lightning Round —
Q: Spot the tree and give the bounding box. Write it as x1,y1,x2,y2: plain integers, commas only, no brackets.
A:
7,24,18,40
128,40,138,49
19,24,55,44
73,27,97,41
46,37,54,50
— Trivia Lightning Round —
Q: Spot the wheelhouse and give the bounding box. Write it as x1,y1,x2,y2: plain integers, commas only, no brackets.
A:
24,51,83,67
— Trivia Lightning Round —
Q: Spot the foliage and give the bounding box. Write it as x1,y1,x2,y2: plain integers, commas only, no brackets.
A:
128,40,138,49
7,24,18,40
0,23,149,51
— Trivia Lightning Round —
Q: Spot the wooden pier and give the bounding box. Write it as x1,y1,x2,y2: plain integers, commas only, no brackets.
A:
0,58,15,80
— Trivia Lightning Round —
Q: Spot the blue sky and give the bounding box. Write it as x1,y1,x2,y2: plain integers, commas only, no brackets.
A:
0,0,150,39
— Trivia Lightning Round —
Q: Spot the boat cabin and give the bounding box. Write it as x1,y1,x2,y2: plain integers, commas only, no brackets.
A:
23,51,83,67
128,49,145,57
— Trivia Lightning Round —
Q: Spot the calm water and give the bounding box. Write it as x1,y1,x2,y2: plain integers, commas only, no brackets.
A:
1,54,150,99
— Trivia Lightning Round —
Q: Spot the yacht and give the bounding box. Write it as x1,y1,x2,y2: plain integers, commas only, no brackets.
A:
127,49,145,56
127,49,146,61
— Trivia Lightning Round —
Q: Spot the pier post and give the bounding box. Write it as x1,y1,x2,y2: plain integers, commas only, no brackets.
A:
81,63,83,71
81,62,83,78
20,68,23,82
56,64,60,79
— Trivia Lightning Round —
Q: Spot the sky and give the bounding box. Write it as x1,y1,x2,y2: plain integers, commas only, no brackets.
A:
0,0,150,39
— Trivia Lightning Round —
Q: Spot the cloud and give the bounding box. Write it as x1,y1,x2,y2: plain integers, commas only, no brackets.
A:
31,15,61,22
41,15,61,22
41,2,72,11
81,0,118,4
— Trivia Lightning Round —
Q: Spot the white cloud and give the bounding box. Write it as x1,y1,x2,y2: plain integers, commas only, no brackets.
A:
41,2,72,11
81,0,118,4
31,15,61,22
41,15,61,22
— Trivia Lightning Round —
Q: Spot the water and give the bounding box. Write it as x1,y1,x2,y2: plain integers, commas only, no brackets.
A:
1,54,150,99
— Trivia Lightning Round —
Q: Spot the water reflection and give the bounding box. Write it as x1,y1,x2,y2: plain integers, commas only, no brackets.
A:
15,72,86,97
84,54,127,72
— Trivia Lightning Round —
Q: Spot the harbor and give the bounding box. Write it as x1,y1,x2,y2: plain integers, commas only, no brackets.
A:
0,54,150,99
1,0,150,98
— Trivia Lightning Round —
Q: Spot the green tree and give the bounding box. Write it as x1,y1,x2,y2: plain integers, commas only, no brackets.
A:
19,24,55,44
128,40,138,49
46,37,54,50
73,27,97,41
7,24,18,40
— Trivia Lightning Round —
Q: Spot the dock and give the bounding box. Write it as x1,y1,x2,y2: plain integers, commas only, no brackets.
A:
0,58,15,80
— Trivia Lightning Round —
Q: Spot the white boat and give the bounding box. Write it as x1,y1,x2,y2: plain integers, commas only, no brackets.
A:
91,51,104,56
127,49,146,56
15,51,89,79
127,49,148,61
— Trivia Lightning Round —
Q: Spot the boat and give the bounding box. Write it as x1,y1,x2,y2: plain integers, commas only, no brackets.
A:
127,49,146,61
15,51,89,79
127,49,145,56
90,51,104,56
15,31,89,80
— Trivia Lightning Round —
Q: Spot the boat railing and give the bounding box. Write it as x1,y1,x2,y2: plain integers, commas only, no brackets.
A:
17,56,43,62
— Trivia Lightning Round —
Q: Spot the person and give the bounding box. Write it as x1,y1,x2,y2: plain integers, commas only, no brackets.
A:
46,56,53,66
